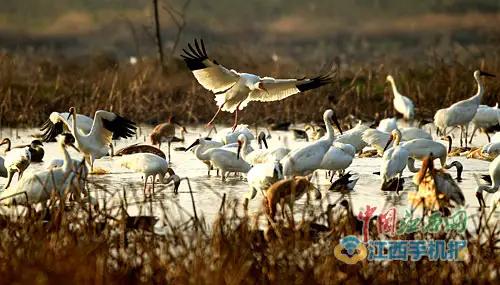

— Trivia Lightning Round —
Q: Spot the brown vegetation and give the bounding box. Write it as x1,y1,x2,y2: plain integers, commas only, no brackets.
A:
0,51,499,130
0,190,498,284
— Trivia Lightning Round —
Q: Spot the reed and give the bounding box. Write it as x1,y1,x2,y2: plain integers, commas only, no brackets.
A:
0,52,499,129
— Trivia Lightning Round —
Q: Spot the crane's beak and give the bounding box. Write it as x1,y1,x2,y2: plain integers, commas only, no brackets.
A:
237,140,242,160
68,143,80,153
261,136,268,149
331,114,343,135
67,108,74,120
185,139,200,151
479,71,496,77
383,134,394,152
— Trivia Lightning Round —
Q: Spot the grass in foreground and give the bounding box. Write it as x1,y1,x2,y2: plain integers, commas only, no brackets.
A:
0,190,498,284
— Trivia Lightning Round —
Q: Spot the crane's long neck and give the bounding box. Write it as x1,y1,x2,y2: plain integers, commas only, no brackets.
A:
471,76,484,103
195,143,210,161
324,117,335,143
389,79,399,97
477,184,498,194
61,143,72,173
71,112,81,141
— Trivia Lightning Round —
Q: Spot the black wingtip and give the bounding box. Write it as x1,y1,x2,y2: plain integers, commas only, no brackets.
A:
182,38,210,71
296,73,334,92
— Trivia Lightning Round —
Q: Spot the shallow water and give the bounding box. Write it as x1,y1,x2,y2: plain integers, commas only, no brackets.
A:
0,124,497,231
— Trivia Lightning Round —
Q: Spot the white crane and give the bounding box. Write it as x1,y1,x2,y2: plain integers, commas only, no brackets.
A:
0,138,31,189
482,132,500,156
41,111,93,141
281,109,342,177
469,104,499,143
182,39,333,130
435,70,495,147
246,161,283,200
237,134,289,165
214,124,254,144
119,153,172,195
58,107,137,171
334,122,369,153
0,134,82,205
380,129,409,194
362,127,432,155
319,142,356,181
475,154,500,209
403,137,463,180
387,75,415,120
376,117,398,133
185,138,251,181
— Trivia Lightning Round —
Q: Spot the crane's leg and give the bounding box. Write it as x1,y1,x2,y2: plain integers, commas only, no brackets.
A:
206,103,225,127
459,126,463,147
396,173,402,195
464,123,469,148
469,126,478,144
486,131,491,143
167,141,171,162
231,102,243,132
143,176,148,197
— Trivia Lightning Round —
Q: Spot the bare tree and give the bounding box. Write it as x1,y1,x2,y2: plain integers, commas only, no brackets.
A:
162,0,192,59
152,0,165,68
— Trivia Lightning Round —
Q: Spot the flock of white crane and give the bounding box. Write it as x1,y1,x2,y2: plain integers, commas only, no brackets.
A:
0,39,498,217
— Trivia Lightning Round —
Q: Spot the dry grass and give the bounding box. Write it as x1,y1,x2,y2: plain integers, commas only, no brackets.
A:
0,189,498,284
0,50,499,129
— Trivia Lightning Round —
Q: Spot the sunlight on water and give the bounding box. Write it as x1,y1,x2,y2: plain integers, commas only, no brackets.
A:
0,125,497,230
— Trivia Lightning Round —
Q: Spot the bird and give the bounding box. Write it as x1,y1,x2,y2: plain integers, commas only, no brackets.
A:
281,109,343,177
185,138,251,181
0,134,83,205
319,142,356,182
213,124,254,145
362,127,432,155
119,153,172,196
41,111,93,142
377,117,397,133
12,140,44,162
265,175,321,221
403,136,463,181
435,70,495,147
181,39,333,130
237,134,290,165
475,154,500,209
411,154,465,213
186,137,224,176
61,107,136,172
469,104,499,144
329,172,359,193
246,161,283,200
387,75,415,121
482,132,500,157
334,122,369,153
47,158,89,182
0,138,31,190
114,143,166,160
380,129,409,194
149,116,187,161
